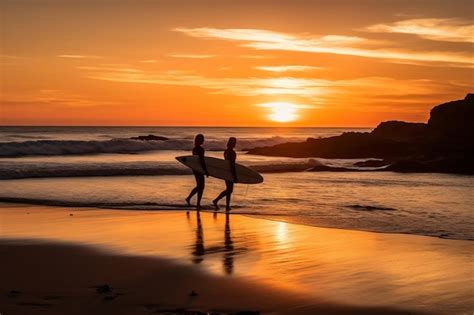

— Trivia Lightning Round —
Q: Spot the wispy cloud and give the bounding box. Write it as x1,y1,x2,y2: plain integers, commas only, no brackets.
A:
169,53,217,59
255,65,322,73
80,66,467,102
174,27,473,67
77,66,144,73
366,18,474,43
139,59,159,63
1,55,25,66
2,89,117,108
58,54,102,59
175,27,364,46
238,54,272,59
256,102,314,109
1,55,24,59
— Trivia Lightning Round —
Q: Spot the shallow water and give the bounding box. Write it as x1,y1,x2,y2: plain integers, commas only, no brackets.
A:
1,126,473,240
1,206,472,314
0,172,472,240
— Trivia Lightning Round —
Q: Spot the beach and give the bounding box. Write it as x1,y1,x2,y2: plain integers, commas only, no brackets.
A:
3,0,474,313
1,203,472,314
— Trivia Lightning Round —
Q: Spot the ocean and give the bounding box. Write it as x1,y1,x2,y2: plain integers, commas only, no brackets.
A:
1,126,473,240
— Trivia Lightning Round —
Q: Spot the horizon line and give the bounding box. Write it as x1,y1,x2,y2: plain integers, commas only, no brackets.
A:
0,124,375,129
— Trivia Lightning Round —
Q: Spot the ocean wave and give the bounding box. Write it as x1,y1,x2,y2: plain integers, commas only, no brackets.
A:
0,197,286,216
0,137,300,157
0,160,316,179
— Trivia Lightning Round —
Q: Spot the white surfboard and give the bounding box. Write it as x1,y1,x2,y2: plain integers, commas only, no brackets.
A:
176,155,264,184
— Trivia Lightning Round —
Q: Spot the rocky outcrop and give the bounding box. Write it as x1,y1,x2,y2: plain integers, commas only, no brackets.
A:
130,134,169,141
353,160,390,168
248,94,474,174
249,132,423,159
428,93,474,138
371,121,427,140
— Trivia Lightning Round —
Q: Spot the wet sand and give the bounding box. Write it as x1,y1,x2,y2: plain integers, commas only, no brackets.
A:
0,203,472,314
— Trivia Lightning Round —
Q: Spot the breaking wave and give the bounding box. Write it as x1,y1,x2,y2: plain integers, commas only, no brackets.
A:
0,160,317,179
0,137,299,157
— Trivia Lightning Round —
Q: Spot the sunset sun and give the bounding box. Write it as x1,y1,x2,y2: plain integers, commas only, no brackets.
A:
257,102,312,123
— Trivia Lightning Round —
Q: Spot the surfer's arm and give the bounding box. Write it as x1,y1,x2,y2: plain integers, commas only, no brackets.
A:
199,150,209,176
230,161,237,182
230,151,237,182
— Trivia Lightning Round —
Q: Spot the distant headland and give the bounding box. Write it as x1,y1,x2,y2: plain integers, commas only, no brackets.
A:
248,94,474,174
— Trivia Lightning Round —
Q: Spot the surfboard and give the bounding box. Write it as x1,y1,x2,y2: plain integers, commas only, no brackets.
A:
176,155,264,184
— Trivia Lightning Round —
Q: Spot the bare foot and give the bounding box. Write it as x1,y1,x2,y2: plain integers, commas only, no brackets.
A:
226,207,231,212
185,197,191,207
213,199,220,210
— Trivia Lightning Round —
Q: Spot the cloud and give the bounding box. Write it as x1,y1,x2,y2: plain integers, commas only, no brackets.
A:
255,65,323,73
77,66,144,73
140,59,159,63
1,55,24,59
80,66,468,102
238,55,272,59
1,55,25,66
58,55,102,59
169,53,217,58
366,18,474,43
256,102,314,109
174,27,473,67
1,89,117,108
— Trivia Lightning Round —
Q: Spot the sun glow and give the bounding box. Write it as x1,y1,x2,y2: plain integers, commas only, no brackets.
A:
257,102,312,123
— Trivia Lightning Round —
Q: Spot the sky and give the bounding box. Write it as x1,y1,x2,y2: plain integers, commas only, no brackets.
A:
1,0,473,126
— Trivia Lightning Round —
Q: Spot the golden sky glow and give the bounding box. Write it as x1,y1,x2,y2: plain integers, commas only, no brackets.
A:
1,0,473,126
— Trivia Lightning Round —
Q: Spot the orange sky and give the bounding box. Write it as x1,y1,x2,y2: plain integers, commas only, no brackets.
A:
1,0,473,126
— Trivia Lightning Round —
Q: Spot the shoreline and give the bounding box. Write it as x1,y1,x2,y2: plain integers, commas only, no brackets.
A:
0,239,420,315
0,201,472,241
1,203,473,314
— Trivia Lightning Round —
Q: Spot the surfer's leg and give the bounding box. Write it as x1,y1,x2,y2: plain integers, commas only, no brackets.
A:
225,181,234,211
186,172,201,205
196,175,205,210
213,190,227,210
186,187,197,204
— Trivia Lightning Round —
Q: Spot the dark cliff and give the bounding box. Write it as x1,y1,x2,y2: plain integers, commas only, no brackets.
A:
247,94,474,174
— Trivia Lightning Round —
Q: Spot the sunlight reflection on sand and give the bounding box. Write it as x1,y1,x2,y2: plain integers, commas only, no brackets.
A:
0,204,472,313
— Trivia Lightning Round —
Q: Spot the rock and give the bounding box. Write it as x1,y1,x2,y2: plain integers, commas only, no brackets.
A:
249,132,417,159
308,165,357,172
371,121,427,140
354,159,390,167
428,93,474,138
346,205,396,211
7,290,22,298
247,93,474,174
130,134,168,141
96,284,113,294
386,157,474,174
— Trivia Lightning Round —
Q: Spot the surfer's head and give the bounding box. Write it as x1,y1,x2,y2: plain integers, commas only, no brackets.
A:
227,137,237,149
195,134,205,146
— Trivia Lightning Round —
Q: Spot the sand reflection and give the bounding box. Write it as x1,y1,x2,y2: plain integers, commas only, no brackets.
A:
0,204,472,313
189,211,235,275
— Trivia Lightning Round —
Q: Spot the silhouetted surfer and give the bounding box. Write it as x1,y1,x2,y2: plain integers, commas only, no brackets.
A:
213,137,237,211
186,134,209,211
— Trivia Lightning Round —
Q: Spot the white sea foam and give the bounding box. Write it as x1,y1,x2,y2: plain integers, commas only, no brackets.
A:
0,137,299,157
